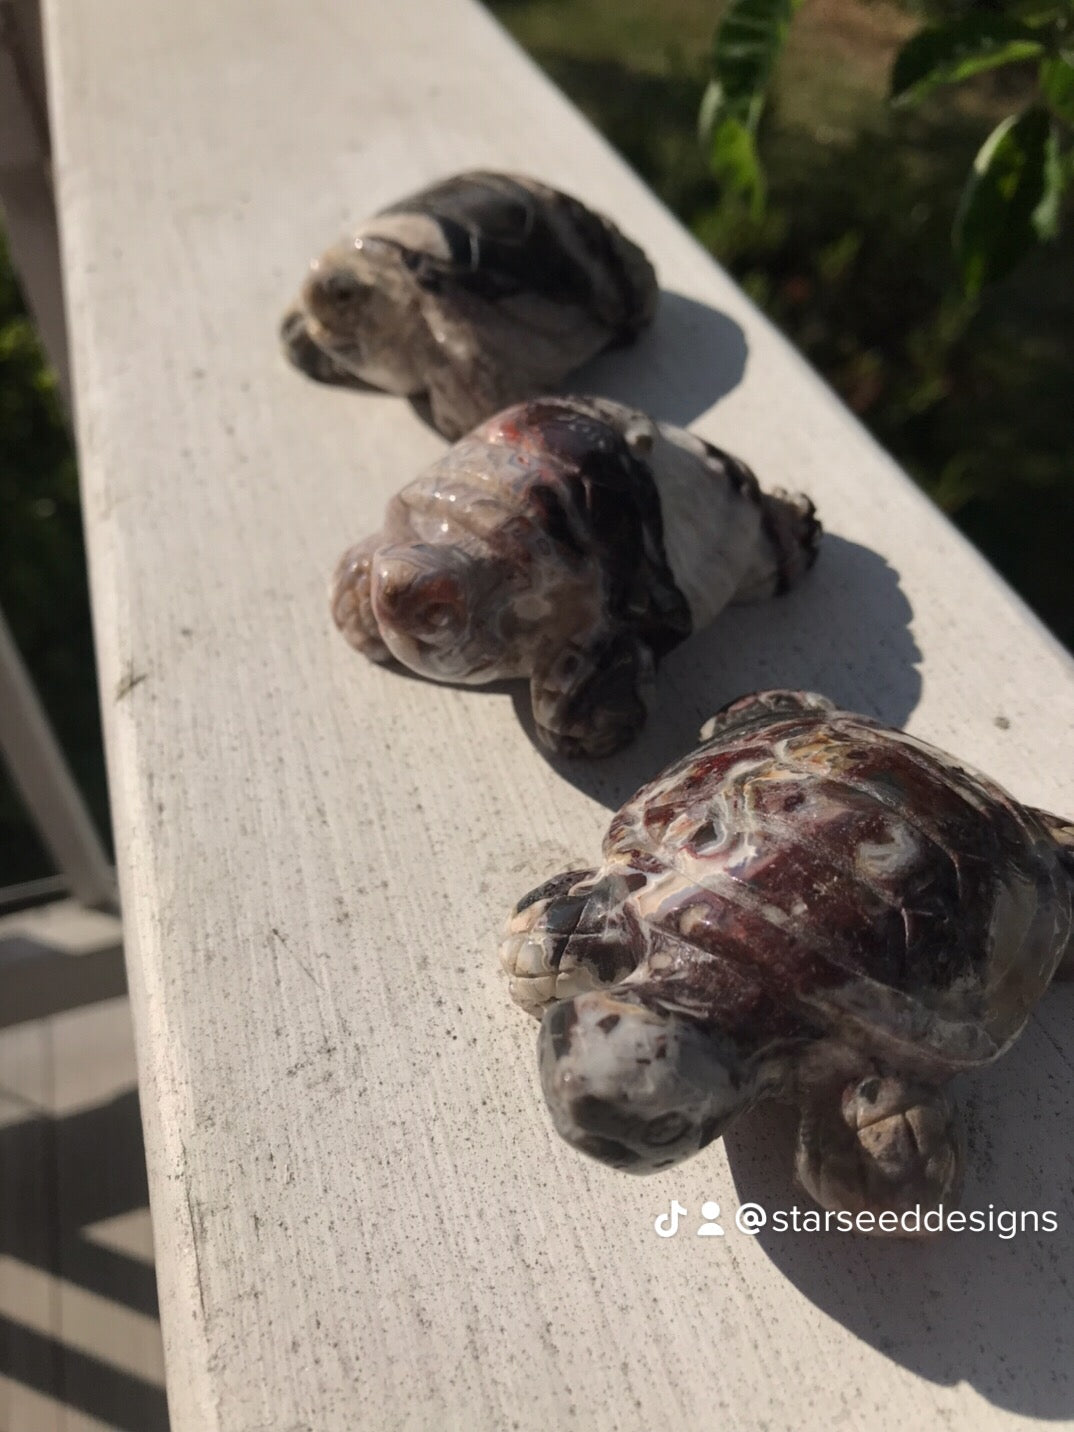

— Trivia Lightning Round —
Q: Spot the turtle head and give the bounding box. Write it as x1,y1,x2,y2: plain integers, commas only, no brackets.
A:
538,987,753,1174
298,238,419,391
370,542,520,684
302,239,386,335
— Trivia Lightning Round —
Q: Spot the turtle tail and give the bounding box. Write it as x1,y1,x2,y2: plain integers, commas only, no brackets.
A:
760,489,823,593
1035,807,1074,873
1033,807,1074,979
558,192,658,339
603,225,660,338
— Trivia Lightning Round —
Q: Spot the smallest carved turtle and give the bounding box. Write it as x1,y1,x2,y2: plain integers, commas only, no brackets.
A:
331,397,818,758
281,170,658,438
501,691,1074,1227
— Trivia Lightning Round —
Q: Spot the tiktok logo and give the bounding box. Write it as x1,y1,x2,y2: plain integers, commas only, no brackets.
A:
654,1200,688,1237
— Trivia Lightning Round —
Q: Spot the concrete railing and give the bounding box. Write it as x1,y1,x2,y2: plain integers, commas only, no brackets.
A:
38,0,1074,1426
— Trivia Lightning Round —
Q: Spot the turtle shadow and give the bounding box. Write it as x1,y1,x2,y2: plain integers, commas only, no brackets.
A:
571,290,749,426
398,290,748,437
521,533,922,812
721,983,1074,1418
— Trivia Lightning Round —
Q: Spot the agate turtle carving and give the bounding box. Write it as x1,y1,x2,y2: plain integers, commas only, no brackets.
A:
501,690,1074,1224
281,170,658,438
331,397,819,758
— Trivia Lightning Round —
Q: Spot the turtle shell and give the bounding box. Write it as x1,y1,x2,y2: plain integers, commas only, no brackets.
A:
374,171,657,341
603,691,1072,1072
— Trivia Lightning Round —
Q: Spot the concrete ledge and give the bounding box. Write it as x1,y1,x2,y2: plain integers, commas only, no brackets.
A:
43,0,1074,1427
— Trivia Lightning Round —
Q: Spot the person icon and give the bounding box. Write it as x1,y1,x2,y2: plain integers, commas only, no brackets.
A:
697,1200,724,1236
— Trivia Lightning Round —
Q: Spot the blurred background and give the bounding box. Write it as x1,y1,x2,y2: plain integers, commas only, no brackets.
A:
2,0,1072,887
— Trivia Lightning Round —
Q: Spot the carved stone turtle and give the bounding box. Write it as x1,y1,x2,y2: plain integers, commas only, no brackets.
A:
331,397,819,758
281,170,658,438
501,690,1074,1223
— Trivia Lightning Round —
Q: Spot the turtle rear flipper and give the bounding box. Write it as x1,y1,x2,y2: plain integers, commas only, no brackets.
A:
1032,807,1074,978
1035,807,1074,865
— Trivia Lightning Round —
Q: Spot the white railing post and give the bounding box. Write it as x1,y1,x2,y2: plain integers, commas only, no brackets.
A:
1,0,110,908
0,608,116,909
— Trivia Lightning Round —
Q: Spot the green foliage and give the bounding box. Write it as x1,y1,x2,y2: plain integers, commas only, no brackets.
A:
708,0,798,110
0,231,110,884
700,0,800,206
954,106,1062,294
892,10,1073,294
891,16,1045,103
1041,51,1074,122
699,0,1074,293
700,102,766,211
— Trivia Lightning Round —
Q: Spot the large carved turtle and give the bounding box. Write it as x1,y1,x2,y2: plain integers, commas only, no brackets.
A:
501,690,1074,1224
331,397,818,758
281,170,658,438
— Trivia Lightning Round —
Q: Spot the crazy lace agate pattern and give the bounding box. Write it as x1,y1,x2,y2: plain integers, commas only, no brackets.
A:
331,398,820,758
282,170,658,437
502,690,1074,1227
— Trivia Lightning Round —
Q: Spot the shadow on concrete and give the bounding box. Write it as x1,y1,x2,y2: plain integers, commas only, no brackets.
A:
0,1313,168,1432
353,532,920,817
572,290,749,426
720,982,1074,1419
524,533,922,812
0,935,126,1029
0,1017,167,1428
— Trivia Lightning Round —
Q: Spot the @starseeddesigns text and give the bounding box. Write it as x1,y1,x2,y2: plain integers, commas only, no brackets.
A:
652,1200,1059,1239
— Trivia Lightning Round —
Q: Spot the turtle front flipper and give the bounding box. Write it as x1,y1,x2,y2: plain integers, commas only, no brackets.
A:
530,628,656,760
794,1072,963,1230
420,341,544,440
700,689,835,745
500,868,642,1018
421,354,509,441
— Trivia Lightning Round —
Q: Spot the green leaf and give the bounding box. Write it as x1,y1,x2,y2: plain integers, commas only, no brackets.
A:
711,0,799,120
698,78,725,145
707,113,766,217
891,16,1045,103
701,0,799,212
953,108,1060,297
1041,52,1074,125
1011,2,1074,21
1032,124,1065,241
